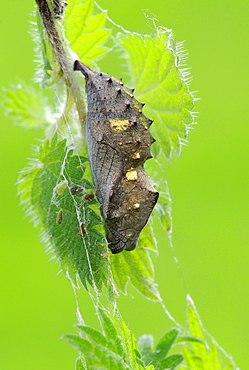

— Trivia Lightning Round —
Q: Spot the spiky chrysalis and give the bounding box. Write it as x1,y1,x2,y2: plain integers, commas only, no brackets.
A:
74,60,158,254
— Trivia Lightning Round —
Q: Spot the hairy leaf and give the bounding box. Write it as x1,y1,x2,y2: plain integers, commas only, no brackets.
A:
138,334,154,355
75,357,86,370
3,83,54,128
179,296,240,370
138,330,180,368
66,307,146,369
138,220,157,251
118,30,194,164
116,29,195,238
111,247,160,300
65,0,111,68
18,134,108,290
152,329,178,363
76,325,108,347
156,354,183,369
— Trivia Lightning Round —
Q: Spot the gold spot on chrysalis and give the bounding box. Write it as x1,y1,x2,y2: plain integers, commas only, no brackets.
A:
110,118,129,132
130,152,140,159
139,115,149,129
126,170,138,181
133,203,140,209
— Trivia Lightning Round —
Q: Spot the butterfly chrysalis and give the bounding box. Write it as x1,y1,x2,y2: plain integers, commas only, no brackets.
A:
74,60,159,254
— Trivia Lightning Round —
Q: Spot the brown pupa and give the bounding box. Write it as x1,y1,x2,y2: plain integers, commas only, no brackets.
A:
74,60,158,254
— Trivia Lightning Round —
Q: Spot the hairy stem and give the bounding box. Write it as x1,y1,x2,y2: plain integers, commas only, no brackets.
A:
35,0,86,129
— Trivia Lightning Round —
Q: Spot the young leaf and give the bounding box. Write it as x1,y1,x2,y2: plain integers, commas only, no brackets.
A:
138,334,154,355
67,307,147,369
139,329,180,367
175,335,204,345
75,357,86,370
182,346,203,370
152,329,178,364
64,334,94,354
65,333,129,369
65,0,111,68
118,30,195,164
156,354,183,369
76,325,108,347
223,361,235,370
3,82,54,128
155,191,172,233
99,307,146,369
116,316,145,369
138,334,154,367
180,296,240,370
187,296,205,340
18,134,108,290
138,220,157,251
110,247,160,301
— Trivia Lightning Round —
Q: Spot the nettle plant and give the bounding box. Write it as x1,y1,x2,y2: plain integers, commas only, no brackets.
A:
5,0,240,369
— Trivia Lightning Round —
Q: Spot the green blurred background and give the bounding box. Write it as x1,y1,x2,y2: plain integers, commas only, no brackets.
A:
0,0,248,369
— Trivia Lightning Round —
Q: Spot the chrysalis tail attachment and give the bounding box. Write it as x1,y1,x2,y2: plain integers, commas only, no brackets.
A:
74,60,159,254
73,60,90,79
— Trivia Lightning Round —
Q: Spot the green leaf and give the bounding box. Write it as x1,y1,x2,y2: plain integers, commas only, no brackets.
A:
156,354,183,369
3,83,54,128
138,220,157,251
138,334,154,355
18,134,108,290
118,30,195,164
99,307,146,369
65,0,111,68
206,341,222,369
65,333,130,369
155,191,172,233
187,297,205,340
116,317,145,369
139,330,179,367
75,357,86,370
75,357,85,370
182,346,203,370
64,334,94,353
111,247,160,301
98,308,124,357
152,329,179,363
76,325,108,347
180,296,240,370
175,336,204,345
222,361,234,370
68,308,146,369
138,334,154,367
93,344,130,370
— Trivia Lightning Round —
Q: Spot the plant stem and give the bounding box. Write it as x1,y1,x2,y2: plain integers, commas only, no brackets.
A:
35,0,86,129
